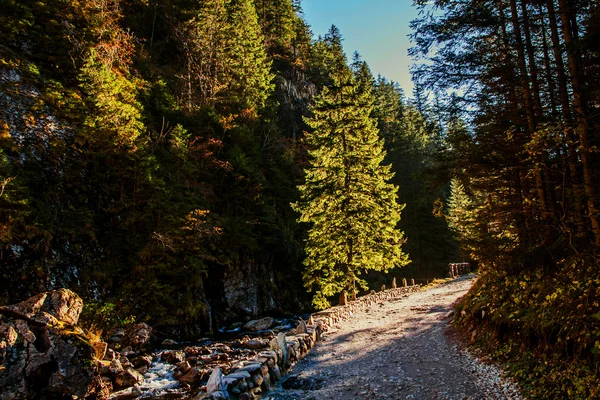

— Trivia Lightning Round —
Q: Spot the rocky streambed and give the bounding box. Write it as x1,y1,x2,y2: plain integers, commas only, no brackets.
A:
0,284,421,399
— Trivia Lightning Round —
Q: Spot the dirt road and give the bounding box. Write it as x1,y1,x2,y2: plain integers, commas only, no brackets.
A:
267,276,522,400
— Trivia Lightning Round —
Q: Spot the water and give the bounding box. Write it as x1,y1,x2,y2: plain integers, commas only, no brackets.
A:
139,358,179,393
108,355,182,399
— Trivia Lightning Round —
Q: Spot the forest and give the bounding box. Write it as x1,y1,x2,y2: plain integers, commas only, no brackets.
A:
0,0,455,335
411,0,600,397
0,0,599,398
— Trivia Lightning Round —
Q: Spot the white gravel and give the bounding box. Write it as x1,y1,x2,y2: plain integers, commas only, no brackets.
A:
267,276,524,400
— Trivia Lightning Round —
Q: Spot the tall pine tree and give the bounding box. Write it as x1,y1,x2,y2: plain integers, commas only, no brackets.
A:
294,68,409,309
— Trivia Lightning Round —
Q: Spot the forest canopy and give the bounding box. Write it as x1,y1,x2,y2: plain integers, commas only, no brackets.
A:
0,0,456,337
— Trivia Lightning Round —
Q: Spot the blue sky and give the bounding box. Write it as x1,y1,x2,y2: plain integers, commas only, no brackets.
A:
301,0,419,96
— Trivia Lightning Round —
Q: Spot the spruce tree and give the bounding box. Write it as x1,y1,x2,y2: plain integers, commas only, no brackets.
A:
226,0,274,112
294,69,409,309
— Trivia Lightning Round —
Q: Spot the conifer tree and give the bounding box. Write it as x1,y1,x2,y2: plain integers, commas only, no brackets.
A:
447,178,479,257
226,0,274,112
294,68,409,309
254,0,296,56
309,25,347,87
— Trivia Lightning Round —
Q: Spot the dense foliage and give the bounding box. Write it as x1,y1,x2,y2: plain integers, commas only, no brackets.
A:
294,60,409,309
411,0,600,397
0,0,456,337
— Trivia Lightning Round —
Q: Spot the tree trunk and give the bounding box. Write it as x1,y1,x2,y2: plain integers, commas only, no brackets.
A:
557,0,600,246
509,0,549,220
546,0,586,232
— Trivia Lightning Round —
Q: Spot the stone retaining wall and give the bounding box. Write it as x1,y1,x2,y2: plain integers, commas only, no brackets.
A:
201,285,421,399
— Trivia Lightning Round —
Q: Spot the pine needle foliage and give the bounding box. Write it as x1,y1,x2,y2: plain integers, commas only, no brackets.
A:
294,69,409,309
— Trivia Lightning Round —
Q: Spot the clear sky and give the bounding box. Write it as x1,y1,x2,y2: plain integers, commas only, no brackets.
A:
301,0,419,96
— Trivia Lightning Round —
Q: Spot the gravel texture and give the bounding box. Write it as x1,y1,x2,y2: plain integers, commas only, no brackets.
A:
266,276,523,400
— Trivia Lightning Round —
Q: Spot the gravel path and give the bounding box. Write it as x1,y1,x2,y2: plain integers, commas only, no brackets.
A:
266,276,522,400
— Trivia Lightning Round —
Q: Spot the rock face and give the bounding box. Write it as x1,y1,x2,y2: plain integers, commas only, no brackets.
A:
0,289,98,400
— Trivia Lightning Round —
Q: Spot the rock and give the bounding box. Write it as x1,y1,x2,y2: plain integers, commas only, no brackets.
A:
227,371,251,380
0,289,83,326
338,290,348,306
135,365,148,375
162,350,185,364
177,361,192,373
392,277,397,288
245,339,268,349
178,367,204,385
381,284,386,291
0,322,18,346
122,323,152,350
131,355,152,369
269,364,281,382
307,315,314,326
0,291,96,400
260,365,269,376
295,319,307,334
252,373,263,387
110,358,125,375
275,333,287,367
13,320,35,343
243,317,273,332
115,367,144,388
403,278,407,287
120,346,135,357
236,363,262,374
210,391,229,400
46,289,85,325
206,367,228,398
108,328,126,344
261,370,271,390
93,341,108,360
161,338,178,346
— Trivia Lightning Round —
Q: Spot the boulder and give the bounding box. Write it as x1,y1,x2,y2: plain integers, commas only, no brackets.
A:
0,288,83,326
162,350,185,364
130,354,152,369
0,290,97,400
178,367,206,385
115,367,144,388
243,317,273,332
121,323,152,351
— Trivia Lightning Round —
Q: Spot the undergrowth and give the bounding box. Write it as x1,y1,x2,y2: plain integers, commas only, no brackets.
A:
454,254,600,399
